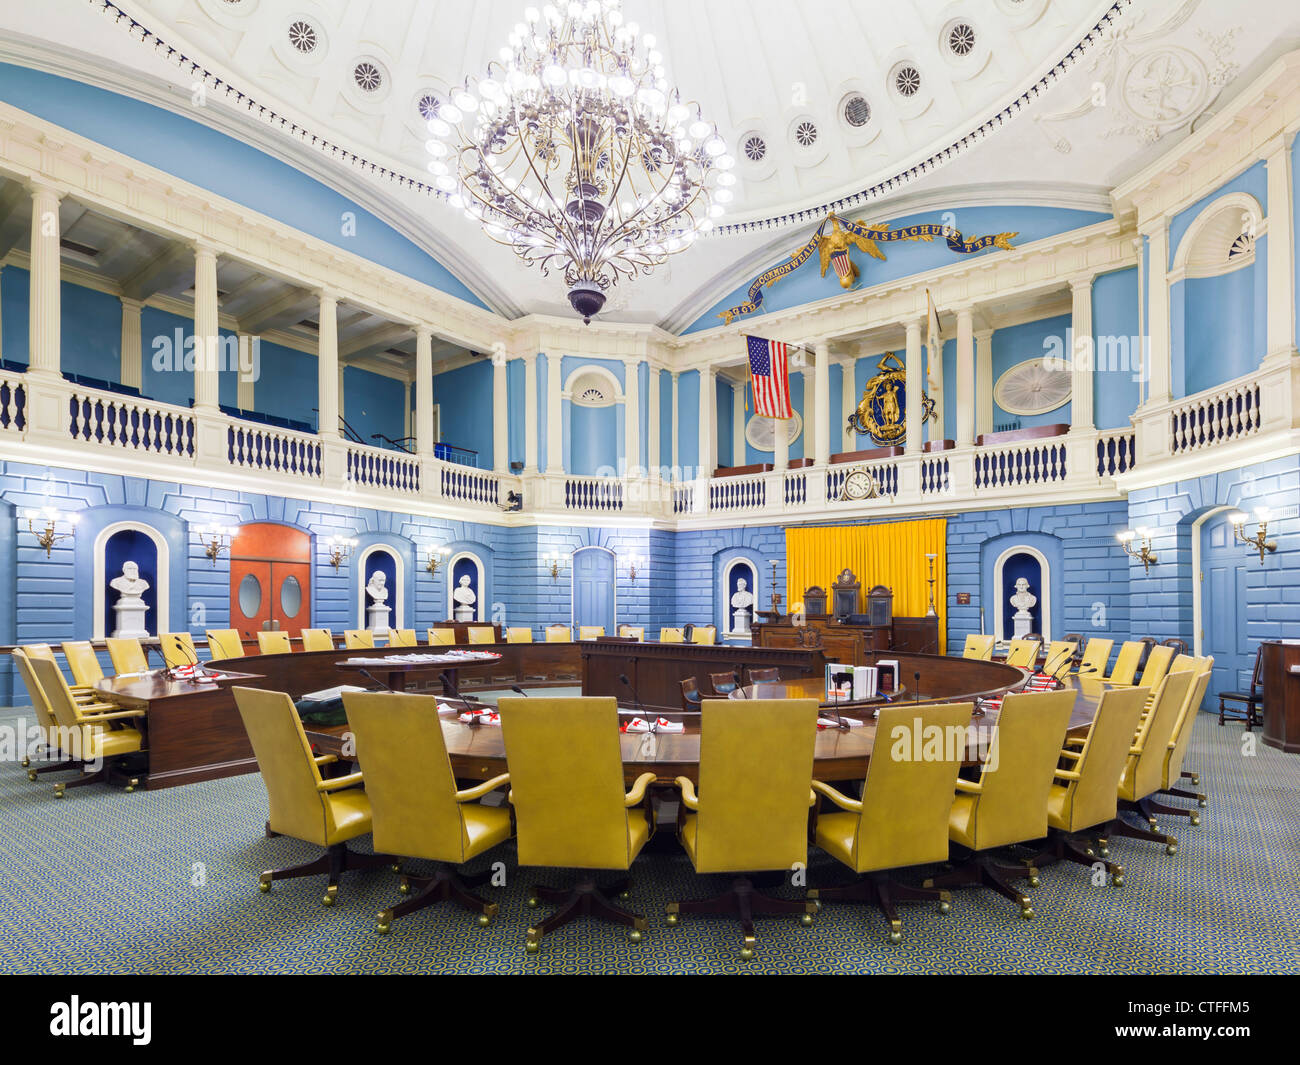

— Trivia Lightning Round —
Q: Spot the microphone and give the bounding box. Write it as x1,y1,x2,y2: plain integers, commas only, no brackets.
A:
731,668,747,698
358,669,394,692
619,673,649,727
913,670,922,704
170,635,209,680
440,669,480,725
510,685,530,698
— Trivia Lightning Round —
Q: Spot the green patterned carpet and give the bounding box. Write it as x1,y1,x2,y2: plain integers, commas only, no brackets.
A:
1,709,1297,974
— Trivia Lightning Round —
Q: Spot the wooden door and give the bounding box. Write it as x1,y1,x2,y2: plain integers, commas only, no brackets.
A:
1201,512,1252,710
573,547,615,634
229,524,312,640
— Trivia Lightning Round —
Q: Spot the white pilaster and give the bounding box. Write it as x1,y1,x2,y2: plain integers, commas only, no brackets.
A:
814,340,831,466
524,353,539,473
697,365,716,478
120,297,143,391
236,334,255,410
1144,219,1172,405
192,244,220,412
546,352,562,473
905,319,923,456
955,306,975,448
671,371,680,475
1070,275,1095,431
647,364,661,477
732,381,745,467
28,185,62,377
840,359,855,452
415,327,434,456
1265,132,1297,360
623,356,639,476
801,364,815,461
317,292,340,438
492,346,508,475
975,328,994,439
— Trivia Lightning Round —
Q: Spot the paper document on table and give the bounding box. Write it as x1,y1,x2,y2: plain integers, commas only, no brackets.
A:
300,684,368,703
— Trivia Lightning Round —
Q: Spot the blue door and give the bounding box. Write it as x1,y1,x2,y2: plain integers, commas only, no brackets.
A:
573,548,615,634
1201,512,1254,710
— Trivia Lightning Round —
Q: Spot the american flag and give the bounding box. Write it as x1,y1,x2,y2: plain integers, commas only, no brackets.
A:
745,335,794,419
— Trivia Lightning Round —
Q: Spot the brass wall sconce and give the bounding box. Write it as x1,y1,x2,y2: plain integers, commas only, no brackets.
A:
625,554,646,583
325,536,358,571
1117,528,1158,573
21,507,79,558
425,544,450,576
544,551,567,583
1230,508,1277,564
195,524,234,567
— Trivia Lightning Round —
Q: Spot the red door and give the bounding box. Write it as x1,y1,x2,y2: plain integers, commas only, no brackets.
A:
229,524,312,640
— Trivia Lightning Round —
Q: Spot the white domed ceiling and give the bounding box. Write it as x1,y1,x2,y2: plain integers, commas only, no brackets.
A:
1,0,1295,328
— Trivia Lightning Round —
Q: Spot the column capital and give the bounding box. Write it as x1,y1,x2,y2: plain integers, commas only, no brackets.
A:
318,288,341,305
1068,273,1095,293
192,241,219,261
119,296,145,313
1262,129,1298,161
26,181,62,203
1138,215,1169,240
414,324,434,341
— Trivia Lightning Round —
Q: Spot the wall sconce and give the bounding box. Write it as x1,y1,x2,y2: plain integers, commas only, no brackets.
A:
1231,508,1277,564
425,544,450,576
768,558,783,616
624,554,646,583
325,536,358,571
21,507,79,558
195,524,234,567
544,551,567,583
1117,528,1158,574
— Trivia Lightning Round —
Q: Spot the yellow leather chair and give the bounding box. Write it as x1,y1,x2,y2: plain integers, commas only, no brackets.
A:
61,641,105,688
206,629,244,661
12,649,73,774
1136,644,1176,690
1141,662,1213,826
690,625,718,646
1104,641,1144,685
388,629,418,647
257,630,294,654
343,630,374,650
809,702,974,942
665,698,820,959
21,643,97,700
1098,669,1196,856
160,632,199,669
544,624,572,643
962,634,995,660
618,626,645,641
427,628,457,646
577,626,605,641
659,627,684,643
343,691,513,933
923,690,1075,918
106,637,149,675
497,696,656,953
232,686,390,904
467,626,497,644
301,628,336,652
506,627,533,643
30,656,145,796
1004,639,1040,670
1019,685,1150,887
1075,638,1114,677
1042,640,1078,680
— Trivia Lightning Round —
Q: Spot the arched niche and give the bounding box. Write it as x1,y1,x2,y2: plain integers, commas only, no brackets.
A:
564,364,624,476
722,558,758,637
979,533,1063,643
357,544,403,630
77,509,186,640
448,551,485,622
712,547,767,637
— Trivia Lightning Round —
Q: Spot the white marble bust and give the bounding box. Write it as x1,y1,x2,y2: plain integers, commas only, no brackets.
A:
1010,577,1037,614
731,578,754,610
365,571,388,604
109,561,149,604
452,574,477,607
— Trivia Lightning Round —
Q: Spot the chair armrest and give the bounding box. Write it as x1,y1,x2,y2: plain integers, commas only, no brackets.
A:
318,771,364,792
456,773,511,802
313,754,338,767
1129,745,1143,755
1059,748,1082,760
625,772,657,807
1063,736,1087,747
1053,768,1081,782
954,778,983,795
675,776,699,810
79,709,145,723
811,779,863,813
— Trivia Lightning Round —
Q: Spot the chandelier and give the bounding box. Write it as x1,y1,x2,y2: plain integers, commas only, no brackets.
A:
424,0,735,323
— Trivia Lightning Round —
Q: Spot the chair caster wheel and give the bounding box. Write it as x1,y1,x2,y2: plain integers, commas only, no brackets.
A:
938,900,951,915
27,770,36,782
1028,876,1039,888
619,891,630,900
628,929,642,943
377,921,391,935
740,943,755,962
525,938,539,954
259,873,272,893
1082,847,1094,858
1112,873,1124,887
1197,798,1207,808
665,912,678,925
390,863,401,873
799,913,813,927
1190,814,1200,827
398,880,410,896
478,914,491,927
527,897,539,909
1166,842,1178,855
322,888,337,906
54,787,66,799
888,930,902,944
1021,906,1034,920
21,757,29,768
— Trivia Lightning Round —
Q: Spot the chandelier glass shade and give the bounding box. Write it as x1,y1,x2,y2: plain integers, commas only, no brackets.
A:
424,0,734,323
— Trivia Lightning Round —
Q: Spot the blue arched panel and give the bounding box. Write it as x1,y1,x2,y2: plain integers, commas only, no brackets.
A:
979,532,1064,643
103,530,158,637
999,552,1043,639
72,506,187,639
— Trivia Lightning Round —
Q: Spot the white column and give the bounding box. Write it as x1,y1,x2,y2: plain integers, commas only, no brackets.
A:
647,364,661,477
1265,133,1297,359
732,381,745,466
546,352,562,473
670,371,680,475
954,306,975,447
975,328,994,439
524,354,539,473
801,365,814,460
0,267,5,361
415,326,434,456
236,334,255,410
1070,276,1095,431
814,340,831,466
492,346,508,474
1145,219,1172,405
840,359,855,452
120,297,143,391
317,292,340,438
905,320,923,455
622,356,639,476
28,185,62,377
697,365,715,478
192,244,220,412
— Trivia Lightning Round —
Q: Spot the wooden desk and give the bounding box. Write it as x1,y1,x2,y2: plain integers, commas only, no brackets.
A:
1260,640,1300,753
334,653,501,695
94,669,264,790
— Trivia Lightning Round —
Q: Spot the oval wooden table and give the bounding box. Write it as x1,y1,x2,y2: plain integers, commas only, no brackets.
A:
306,675,1110,786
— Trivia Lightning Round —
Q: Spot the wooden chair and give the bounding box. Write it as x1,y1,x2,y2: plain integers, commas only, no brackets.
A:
710,671,739,697
342,691,512,933
160,632,199,668
681,677,702,712
106,637,149,676
666,698,821,959
1218,645,1264,730
343,630,374,650
962,634,995,661
301,629,336,652
1134,637,1158,675
749,668,780,684
258,630,294,654
205,629,245,661
1062,633,1085,665
1161,637,1189,657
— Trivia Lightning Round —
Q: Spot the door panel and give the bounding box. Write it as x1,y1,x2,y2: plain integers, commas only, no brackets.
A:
1201,514,1252,708
573,548,615,634
229,524,313,640
231,561,272,640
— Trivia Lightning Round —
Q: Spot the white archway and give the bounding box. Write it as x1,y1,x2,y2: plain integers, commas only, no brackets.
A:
1170,191,1263,281
93,521,169,638
447,551,486,622
992,544,1051,643
721,557,758,637
357,544,404,629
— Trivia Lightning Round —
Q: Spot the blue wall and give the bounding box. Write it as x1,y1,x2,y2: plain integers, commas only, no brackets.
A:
992,315,1072,429
1092,268,1142,430
433,360,493,468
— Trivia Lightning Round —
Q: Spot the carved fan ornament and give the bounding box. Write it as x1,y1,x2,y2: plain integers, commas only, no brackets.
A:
994,357,1073,417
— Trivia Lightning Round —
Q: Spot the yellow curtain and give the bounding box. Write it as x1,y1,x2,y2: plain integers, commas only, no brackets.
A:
785,519,947,653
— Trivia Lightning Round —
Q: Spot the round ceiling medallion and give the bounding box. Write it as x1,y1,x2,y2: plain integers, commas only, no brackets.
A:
288,19,318,54
353,60,383,92
994,357,1073,416
842,94,871,128
892,64,922,98
793,120,818,148
743,134,767,162
745,412,804,452
947,23,977,57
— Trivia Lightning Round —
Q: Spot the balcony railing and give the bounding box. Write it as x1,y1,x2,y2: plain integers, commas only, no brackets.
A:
973,437,1068,490
1170,380,1262,454
229,422,322,479
68,389,195,458
565,476,624,512
0,369,26,433
347,443,420,494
